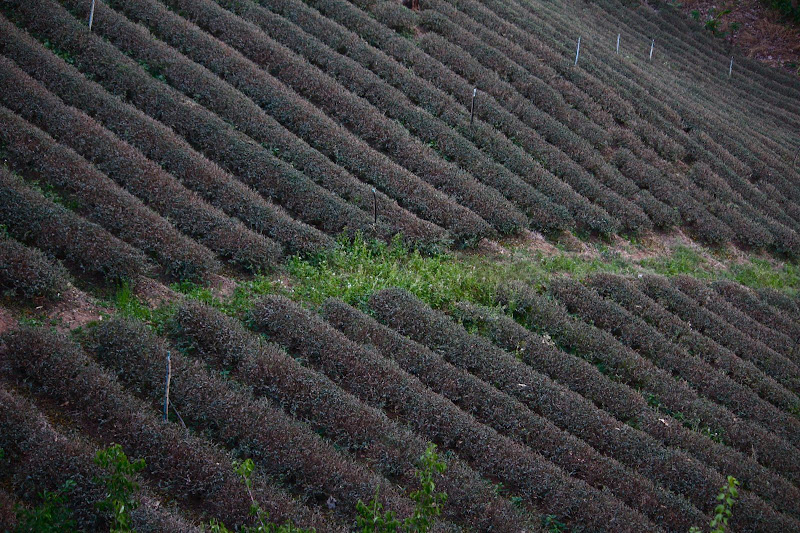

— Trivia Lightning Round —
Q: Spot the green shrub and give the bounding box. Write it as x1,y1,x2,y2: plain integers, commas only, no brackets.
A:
93,444,145,533
13,480,77,533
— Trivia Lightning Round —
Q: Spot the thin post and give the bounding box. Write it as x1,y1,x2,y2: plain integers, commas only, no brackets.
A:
470,87,476,125
729,57,733,77
574,36,581,66
372,187,377,226
616,33,620,54
88,0,96,31
163,350,171,422
649,39,654,61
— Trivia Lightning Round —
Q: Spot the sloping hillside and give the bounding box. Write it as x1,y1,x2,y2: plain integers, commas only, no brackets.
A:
1,0,800,531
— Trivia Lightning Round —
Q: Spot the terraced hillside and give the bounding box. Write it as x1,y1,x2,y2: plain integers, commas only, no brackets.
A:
1,0,800,531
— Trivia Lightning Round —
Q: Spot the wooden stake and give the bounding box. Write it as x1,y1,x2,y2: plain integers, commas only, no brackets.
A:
163,350,171,422
649,39,654,61
88,0,96,31
470,88,476,125
616,33,620,54
372,187,377,226
574,36,581,66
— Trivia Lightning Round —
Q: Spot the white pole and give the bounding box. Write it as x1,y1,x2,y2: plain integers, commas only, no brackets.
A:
470,87,476,125
616,33,620,54
574,36,581,66
649,39,654,61
729,57,733,77
88,0,96,31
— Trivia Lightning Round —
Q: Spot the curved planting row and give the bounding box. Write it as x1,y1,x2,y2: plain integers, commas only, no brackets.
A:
58,0,447,248
586,274,800,416
0,167,146,281
0,57,281,273
451,298,800,521
0,107,219,279
159,0,529,236
639,276,800,396
0,388,194,533
0,327,329,530
202,0,570,235
0,17,333,257
251,295,658,532
302,0,619,235
674,276,799,365
713,281,800,355
0,234,69,300
416,5,684,230
89,318,411,525
368,288,800,530
548,277,800,454
5,0,389,244
321,298,706,531
168,301,534,531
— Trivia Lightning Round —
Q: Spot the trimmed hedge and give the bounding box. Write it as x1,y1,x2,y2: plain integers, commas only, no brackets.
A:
639,275,800,397
0,387,194,533
757,288,800,322
204,0,572,235
548,277,800,454
588,274,800,416
0,107,219,279
321,298,705,530
251,295,659,532
0,233,69,300
452,297,800,522
6,0,393,244
677,276,799,364
0,57,281,273
169,300,533,531
90,317,411,524
301,0,620,235
0,327,325,530
0,17,332,257
56,0,449,248
369,287,800,530
0,167,147,281
133,0,524,237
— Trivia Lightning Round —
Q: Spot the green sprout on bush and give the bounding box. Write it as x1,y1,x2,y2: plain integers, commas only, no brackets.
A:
356,444,447,533
94,443,145,533
14,480,77,533
689,476,740,533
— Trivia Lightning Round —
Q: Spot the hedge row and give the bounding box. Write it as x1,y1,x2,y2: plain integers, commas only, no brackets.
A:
205,0,573,235
587,274,800,416
0,327,326,530
91,317,412,524
0,107,220,280
0,17,333,257
494,280,800,520
302,0,620,235
0,233,69,300
0,57,282,273
548,277,800,454
369,288,800,530
676,277,799,365
168,301,533,531
471,0,800,232
321,298,705,530
757,288,800,319
7,0,391,245
415,32,651,234
177,0,530,236
59,0,448,248
0,387,194,533
417,8,686,232
0,167,147,281
94,0,517,239
639,276,800,396
251,295,658,532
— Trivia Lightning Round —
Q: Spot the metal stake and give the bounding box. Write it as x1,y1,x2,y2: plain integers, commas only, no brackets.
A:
88,0,96,31
616,33,620,54
163,350,171,422
649,39,654,61
470,87,476,125
729,57,733,77
574,36,581,66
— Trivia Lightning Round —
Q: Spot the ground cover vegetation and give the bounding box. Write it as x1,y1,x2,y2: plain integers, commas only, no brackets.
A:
1,0,800,530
